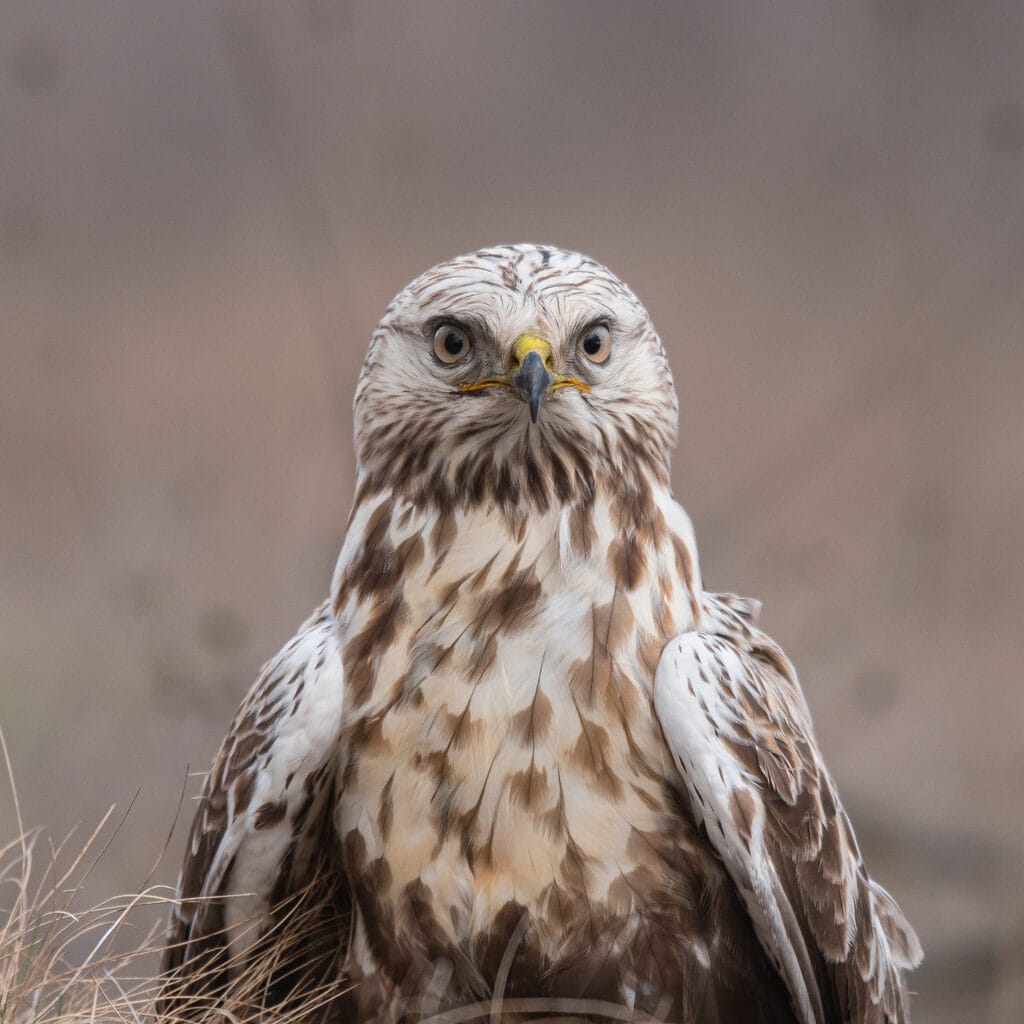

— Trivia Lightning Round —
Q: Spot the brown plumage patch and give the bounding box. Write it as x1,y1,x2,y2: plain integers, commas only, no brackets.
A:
508,761,550,810
345,594,408,707
538,880,574,931
254,799,287,830
227,731,262,778
568,596,635,709
427,508,456,569
568,496,597,558
412,747,449,785
558,836,595,891
728,788,757,851
343,831,406,981
179,823,221,901
608,532,648,591
471,567,542,636
468,553,501,593
474,900,543,997
592,593,635,659
232,771,256,815
509,685,553,745
567,654,603,709
428,575,472,624
723,735,761,778
347,659,374,709
377,773,395,842
671,530,701,622
357,533,424,603
439,701,484,751
499,262,520,290
638,820,688,874
401,879,458,965
347,712,389,757
536,773,568,842
610,477,655,536
638,629,666,677
568,715,623,798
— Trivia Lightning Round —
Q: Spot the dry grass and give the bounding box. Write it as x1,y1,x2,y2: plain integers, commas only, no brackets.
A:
0,728,349,1024
0,728,170,1023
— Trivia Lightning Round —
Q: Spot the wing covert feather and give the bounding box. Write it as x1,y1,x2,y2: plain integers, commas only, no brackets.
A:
160,600,347,1004
654,595,921,1024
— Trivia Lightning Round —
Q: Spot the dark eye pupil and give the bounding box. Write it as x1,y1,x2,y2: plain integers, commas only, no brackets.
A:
444,332,464,355
583,333,602,355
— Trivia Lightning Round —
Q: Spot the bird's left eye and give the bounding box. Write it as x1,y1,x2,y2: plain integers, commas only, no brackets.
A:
579,324,612,364
433,324,472,364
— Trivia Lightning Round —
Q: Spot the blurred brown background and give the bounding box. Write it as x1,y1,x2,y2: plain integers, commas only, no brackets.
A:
1,2,1022,1020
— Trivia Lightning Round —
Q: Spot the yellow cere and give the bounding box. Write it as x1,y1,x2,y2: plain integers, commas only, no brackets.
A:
511,333,554,367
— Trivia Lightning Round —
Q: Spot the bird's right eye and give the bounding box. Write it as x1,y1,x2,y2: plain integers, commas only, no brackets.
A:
433,324,472,364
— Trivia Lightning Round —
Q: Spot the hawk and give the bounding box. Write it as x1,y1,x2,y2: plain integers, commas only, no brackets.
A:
160,244,922,1023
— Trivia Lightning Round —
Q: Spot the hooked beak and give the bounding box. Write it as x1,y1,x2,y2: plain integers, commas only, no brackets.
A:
457,332,589,423
509,335,554,423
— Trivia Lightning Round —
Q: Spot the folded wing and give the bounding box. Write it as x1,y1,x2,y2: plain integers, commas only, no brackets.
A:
654,595,922,1024
160,601,348,1013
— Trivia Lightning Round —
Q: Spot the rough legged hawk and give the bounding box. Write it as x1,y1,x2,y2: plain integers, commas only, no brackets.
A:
160,244,921,1023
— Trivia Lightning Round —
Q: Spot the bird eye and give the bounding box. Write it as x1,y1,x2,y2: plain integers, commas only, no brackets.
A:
433,324,472,364
579,324,612,364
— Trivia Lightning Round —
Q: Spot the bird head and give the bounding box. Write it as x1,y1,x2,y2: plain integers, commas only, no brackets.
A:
353,244,679,512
